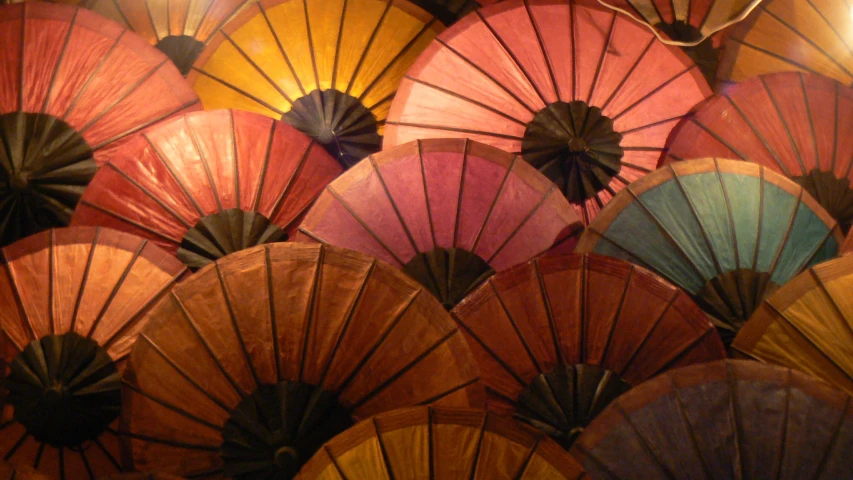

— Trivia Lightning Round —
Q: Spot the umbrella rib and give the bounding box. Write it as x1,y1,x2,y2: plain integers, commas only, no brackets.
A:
775,374,793,480
76,199,182,244
489,280,544,374
610,66,697,122
48,230,55,335
471,156,518,252
85,241,145,339
686,116,752,167
116,430,220,452
122,379,223,431
330,0,347,90
41,7,78,113
618,161,653,174
415,377,481,408
17,3,25,111
598,37,655,113
467,416,489,480
251,121,277,212
799,73,821,172
302,0,322,93
761,8,853,80
765,189,803,277
586,13,618,105
760,76,808,175
184,115,223,212
59,31,125,122
1,258,40,341
670,375,716,480
100,273,185,351
143,134,206,217
298,246,325,381
220,31,294,106
836,83,848,179
398,77,528,126
215,264,262,390
533,260,565,365
269,142,313,221
571,442,624,480
569,1,577,99
2,431,29,462
100,162,192,229
598,266,635,365
670,166,726,276
144,0,160,41
652,328,717,376
325,186,405,266
78,444,95,480
454,140,469,249
513,436,542,480
90,98,201,151
486,185,557,264
344,1,392,96
258,2,307,98
93,435,122,470
189,68,287,117
451,312,528,388
726,37,828,80
263,247,282,382
613,402,679,480
620,114,686,135
371,418,396,480
229,112,241,210
616,291,679,378
368,156,419,253
108,0,133,30
726,363,748,480
751,168,767,269
714,159,742,269
525,0,560,103
418,140,438,249
806,0,853,58
193,0,225,40
811,396,851,479
475,9,548,108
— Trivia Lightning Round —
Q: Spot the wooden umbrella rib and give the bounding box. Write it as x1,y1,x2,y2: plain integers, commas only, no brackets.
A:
71,227,97,335
60,31,126,121
572,442,624,480
467,415,489,480
598,37,655,113
451,312,528,388
330,0,348,90
533,260,566,365
190,68,286,117
810,268,853,341
100,274,185,351
806,0,853,59
301,0,321,95
78,445,95,480
418,141,438,249
525,0,560,103
221,31,294,106
799,73,822,171
2,431,29,461
251,121,277,212
2,255,41,342
615,290,678,377
611,66,697,122
471,156,518,252
108,0,132,31
17,3,25,111
490,280,544,374
165,0,172,40
369,156,419,254
761,8,853,80
324,445,348,478
670,167,726,276
77,200,182,244
90,98,201,151
714,158,743,269
365,90,395,113
620,115,685,135
371,418,396,480
811,396,851,479
122,380,223,432
773,374,793,480
143,134,206,217
614,402,679,480
32,442,46,469
228,111,240,211
414,376,480,407
513,436,543,480
670,376,716,480
298,247,325,382
599,267,636,365
653,328,717,376
117,430,219,452
144,0,160,41
727,38,827,80
325,187,405,266
726,363,747,480
384,121,524,142
765,189,803,277
103,162,192,229
42,7,79,113
184,115,223,212
486,186,556,264
402,76,527,126
569,1,577,100
93,435,122,470
269,142,313,220
761,76,808,175
258,2,306,97
195,0,228,42
344,1,392,96
264,247,282,382
215,264,261,390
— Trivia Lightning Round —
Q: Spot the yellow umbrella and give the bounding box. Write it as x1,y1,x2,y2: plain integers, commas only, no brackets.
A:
189,0,444,167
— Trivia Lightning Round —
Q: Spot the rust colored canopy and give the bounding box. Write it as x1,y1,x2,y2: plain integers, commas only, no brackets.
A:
0,462,49,480
577,158,842,343
297,138,582,308
0,227,187,479
572,360,853,479
717,0,853,87
122,243,483,479
298,407,587,479
733,254,853,397
451,253,725,448
0,2,200,246
385,0,711,224
666,72,853,233
190,0,444,167
72,109,342,270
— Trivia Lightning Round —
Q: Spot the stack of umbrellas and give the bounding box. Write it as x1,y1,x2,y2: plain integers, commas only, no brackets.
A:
1,0,853,479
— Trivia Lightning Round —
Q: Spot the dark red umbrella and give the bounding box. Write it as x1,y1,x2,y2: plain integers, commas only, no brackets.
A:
0,2,200,246
386,0,711,224
452,253,725,448
298,138,581,308
665,72,853,232
72,109,343,269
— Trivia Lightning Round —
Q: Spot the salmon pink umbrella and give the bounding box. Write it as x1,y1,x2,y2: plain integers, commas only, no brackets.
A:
385,0,711,224
72,109,342,269
297,138,582,308
0,2,200,247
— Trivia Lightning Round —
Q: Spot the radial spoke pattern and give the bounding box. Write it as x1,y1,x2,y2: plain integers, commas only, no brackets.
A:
386,0,710,224
122,243,483,478
577,158,842,337
573,360,853,479
451,253,725,448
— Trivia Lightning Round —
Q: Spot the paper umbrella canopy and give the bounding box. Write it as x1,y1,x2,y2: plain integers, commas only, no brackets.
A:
297,138,582,308
577,158,842,343
666,72,853,233
572,360,853,479
385,0,712,224
733,253,853,397
72,109,343,270
189,0,444,167
121,243,483,479
297,407,588,479
451,253,726,448
0,227,187,478
0,2,200,247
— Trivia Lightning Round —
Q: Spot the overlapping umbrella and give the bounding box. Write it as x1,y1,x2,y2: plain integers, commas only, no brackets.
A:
452,253,725,448
298,138,581,308
189,0,443,167
72,109,342,269
572,360,853,479
297,406,588,479
0,227,187,478
666,72,853,232
122,243,483,479
385,0,711,223
577,158,842,343
0,2,200,247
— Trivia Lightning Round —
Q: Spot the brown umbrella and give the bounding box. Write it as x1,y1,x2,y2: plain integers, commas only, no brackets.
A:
0,227,187,479
451,253,726,448
297,406,588,479
572,360,853,479
121,243,483,479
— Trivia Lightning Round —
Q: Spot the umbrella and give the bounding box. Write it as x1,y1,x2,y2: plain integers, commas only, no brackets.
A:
71,109,342,270
576,158,842,343
572,360,853,479
0,2,200,247
188,0,444,168
451,253,726,448
843,231,853,255
98,475,184,480
385,0,711,224
297,138,582,309
0,463,48,480
732,254,853,396
121,243,483,479
717,0,853,87
410,0,500,25
666,72,853,233
297,406,588,479
0,227,187,479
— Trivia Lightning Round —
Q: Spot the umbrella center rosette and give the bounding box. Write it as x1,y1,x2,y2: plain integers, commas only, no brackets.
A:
5,332,121,448
522,101,623,205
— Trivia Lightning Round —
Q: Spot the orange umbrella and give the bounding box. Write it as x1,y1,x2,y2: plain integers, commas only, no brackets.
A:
386,0,711,224
452,253,725,448
0,2,200,246
0,227,187,479
121,243,483,478
72,109,342,269
665,72,853,233
298,407,587,479
297,138,581,308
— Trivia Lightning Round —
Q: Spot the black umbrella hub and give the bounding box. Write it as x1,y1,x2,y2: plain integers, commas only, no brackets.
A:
156,35,206,77
403,247,494,310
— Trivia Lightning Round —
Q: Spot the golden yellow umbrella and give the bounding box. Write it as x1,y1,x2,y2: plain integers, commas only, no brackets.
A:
189,0,444,167
732,254,853,396
717,0,853,86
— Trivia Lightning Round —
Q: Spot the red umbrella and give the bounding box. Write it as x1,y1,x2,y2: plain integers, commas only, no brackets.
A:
0,227,187,479
297,138,581,308
665,72,853,232
72,109,343,269
385,0,711,224
0,2,200,246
